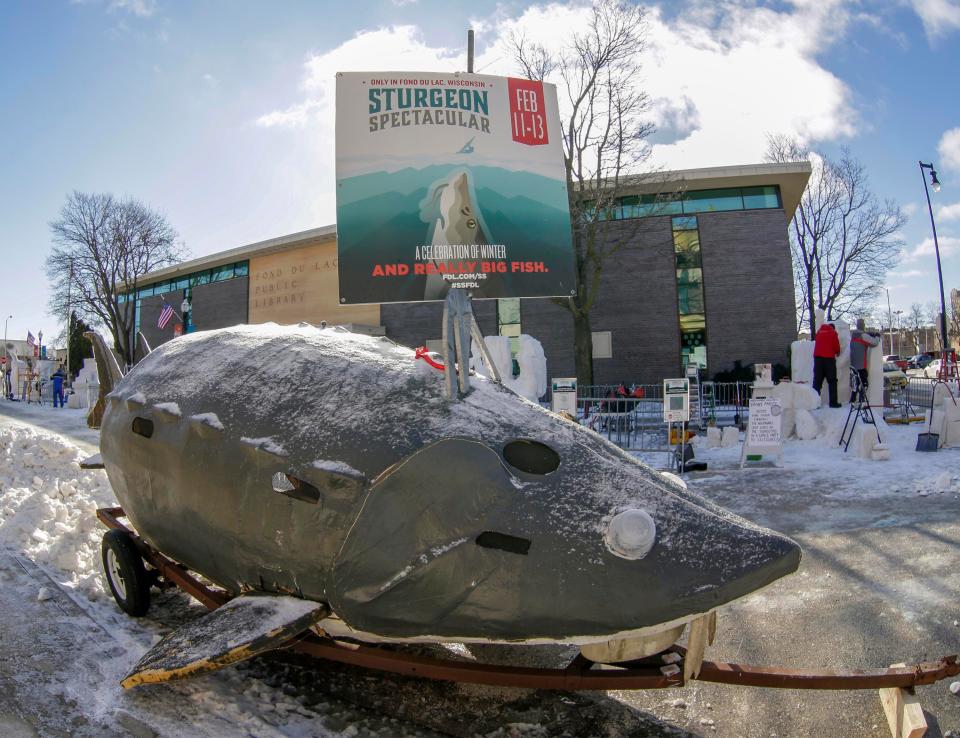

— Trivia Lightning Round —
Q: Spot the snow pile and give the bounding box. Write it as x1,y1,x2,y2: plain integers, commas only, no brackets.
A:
0,425,114,598
153,401,181,417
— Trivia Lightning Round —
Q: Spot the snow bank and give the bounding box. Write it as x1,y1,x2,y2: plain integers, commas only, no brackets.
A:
0,425,115,599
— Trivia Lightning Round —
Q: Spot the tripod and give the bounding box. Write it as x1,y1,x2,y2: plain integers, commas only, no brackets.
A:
839,369,880,452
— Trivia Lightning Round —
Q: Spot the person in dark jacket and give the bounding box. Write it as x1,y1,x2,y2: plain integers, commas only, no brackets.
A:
849,318,880,403
813,323,842,408
51,366,66,409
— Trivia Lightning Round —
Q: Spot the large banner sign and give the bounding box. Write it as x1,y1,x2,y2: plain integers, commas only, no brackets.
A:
335,71,575,304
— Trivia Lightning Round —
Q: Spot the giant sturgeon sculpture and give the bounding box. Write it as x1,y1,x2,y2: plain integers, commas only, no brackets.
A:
95,323,800,686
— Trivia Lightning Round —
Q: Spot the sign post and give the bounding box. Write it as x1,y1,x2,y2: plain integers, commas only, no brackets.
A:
551,377,577,416
739,395,784,468
664,378,691,473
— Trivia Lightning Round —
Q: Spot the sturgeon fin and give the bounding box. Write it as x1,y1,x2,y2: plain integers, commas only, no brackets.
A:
83,332,124,393
79,453,104,470
121,594,327,689
136,331,152,361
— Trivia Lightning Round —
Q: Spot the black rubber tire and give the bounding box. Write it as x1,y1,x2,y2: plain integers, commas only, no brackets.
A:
101,529,151,617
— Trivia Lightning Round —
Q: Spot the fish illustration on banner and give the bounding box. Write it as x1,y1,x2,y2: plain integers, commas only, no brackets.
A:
335,72,575,304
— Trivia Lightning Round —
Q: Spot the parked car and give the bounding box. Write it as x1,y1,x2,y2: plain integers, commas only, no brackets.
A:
908,354,933,369
883,354,909,371
882,362,908,391
924,359,942,378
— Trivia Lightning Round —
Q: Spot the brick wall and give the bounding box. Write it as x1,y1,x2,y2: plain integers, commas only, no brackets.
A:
134,278,249,361
697,210,796,374
193,277,249,331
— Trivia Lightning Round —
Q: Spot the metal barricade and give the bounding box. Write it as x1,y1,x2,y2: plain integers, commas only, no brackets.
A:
569,382,753,451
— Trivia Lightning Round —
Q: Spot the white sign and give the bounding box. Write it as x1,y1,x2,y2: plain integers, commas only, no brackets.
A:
663,378,690,422
747,398,783,445
551,377,577,416
334,71,575,304
740,396,784,468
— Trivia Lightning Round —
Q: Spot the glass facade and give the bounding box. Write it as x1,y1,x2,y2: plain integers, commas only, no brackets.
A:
672,217,707,370
592,184,781,221
122,260,249,335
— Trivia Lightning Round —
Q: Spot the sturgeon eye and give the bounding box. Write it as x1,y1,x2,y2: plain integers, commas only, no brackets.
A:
466,218,477,229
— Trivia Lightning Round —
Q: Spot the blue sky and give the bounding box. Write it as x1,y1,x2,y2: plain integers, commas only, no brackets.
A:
2,0,959,346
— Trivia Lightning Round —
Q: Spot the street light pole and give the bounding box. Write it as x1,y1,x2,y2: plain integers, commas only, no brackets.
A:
919,160,949,376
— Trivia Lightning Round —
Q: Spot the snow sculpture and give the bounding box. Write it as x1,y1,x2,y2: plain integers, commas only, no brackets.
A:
471,334,547,401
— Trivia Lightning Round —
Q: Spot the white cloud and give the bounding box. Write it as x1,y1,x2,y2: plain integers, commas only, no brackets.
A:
202,73,218,88
902,202,920,217
908,0,960,40
257,2,861,174
938,127,960,171
71,0,157,18
938,201,960,220
638,3,857,167
902,235,960,261
109,0,156,16
256,25,459,131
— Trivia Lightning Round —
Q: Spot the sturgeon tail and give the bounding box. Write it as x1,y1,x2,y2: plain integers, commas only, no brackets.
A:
84,331,124,396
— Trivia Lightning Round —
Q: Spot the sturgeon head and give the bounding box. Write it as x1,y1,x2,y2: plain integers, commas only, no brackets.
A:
424,169,488,246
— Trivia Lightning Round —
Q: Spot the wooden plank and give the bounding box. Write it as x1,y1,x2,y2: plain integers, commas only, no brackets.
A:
879,663,927,738
683,615,709,682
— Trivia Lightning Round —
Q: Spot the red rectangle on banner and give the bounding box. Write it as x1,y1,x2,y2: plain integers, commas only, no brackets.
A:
508,78,549,146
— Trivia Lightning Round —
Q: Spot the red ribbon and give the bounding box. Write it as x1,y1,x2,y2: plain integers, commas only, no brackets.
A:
415,346,445,372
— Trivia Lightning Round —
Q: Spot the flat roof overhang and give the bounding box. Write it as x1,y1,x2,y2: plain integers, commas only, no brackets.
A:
616,161,811,221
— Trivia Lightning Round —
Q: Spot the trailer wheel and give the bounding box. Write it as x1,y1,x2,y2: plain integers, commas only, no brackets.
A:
102,529,151,616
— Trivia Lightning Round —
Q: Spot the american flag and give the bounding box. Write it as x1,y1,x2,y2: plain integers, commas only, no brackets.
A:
157,303,175,330
26,331,35,348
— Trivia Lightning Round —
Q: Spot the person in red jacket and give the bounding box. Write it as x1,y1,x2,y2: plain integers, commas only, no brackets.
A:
813,322,842,408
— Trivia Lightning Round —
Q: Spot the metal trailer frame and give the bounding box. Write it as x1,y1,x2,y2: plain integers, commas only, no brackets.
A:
97,506,960,693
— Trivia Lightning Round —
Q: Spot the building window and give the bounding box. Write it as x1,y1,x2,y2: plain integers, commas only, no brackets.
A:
592,331,613,359
672,217,708,371
126,260,250,337
587,185,783,222
681,188,744,214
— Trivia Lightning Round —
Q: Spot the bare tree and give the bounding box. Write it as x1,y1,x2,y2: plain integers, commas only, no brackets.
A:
511,0,661,385
907,302,925,353
47,192,184,367
767,136,906,335
925,300,944,351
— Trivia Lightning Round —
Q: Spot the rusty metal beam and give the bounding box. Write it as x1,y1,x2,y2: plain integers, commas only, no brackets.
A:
696,657,960,690
287,636,680,691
